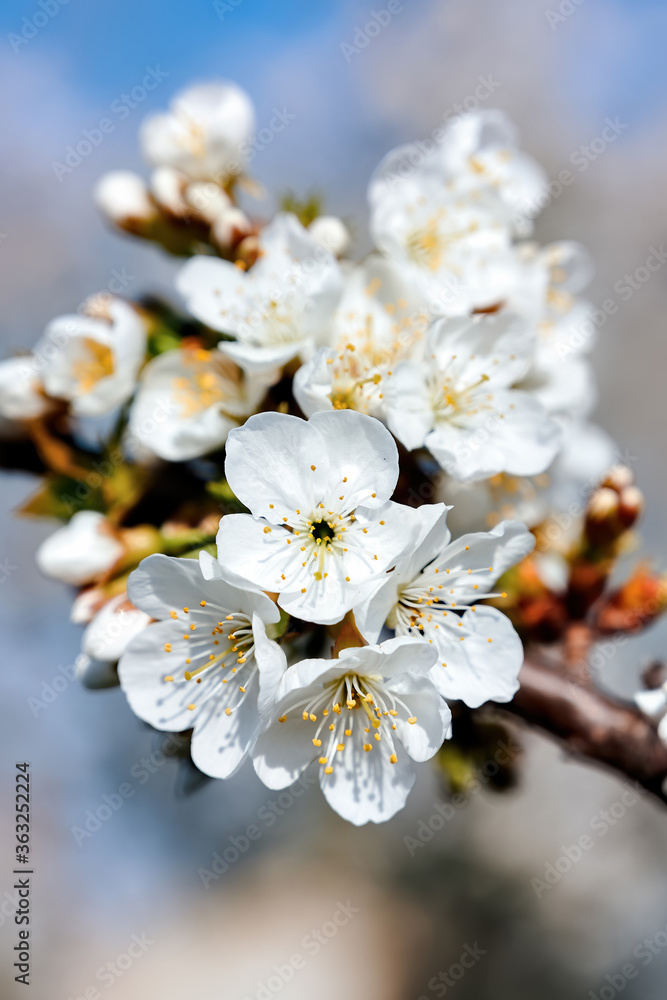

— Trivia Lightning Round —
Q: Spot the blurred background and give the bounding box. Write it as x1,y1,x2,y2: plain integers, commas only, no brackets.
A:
1,0,667,996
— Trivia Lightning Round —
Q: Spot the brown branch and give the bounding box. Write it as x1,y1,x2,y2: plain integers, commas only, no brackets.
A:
503,658,667,804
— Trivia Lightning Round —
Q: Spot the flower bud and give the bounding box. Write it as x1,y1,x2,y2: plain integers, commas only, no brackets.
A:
617,485,644,528
36,511,123,586
82,593,150,663
601,465,634,492
211,206,253,251
308,215,351,257
94,171,158,230
185,181,232,224
593,564,667,635
150,166,190,216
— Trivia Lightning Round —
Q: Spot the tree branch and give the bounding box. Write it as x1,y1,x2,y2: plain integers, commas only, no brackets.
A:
503,658,667,804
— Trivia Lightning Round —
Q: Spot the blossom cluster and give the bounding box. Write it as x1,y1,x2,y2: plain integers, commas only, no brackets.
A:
2,79,642,824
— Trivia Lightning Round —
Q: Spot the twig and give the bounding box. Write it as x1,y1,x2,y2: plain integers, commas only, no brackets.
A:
503,658,667,804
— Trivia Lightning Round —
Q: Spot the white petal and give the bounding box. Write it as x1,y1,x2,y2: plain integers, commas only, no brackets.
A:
309,409,399,508
252,713,317,789
253,611,288,714
319,739,415,825
119,620,205,732
390,673,452,761
190,684,261,779
384,362,434,450
428,605,525,708
434,519,535,595
224,412,328,521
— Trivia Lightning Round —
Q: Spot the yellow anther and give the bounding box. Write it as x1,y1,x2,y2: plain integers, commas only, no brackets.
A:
278,715,287,723
164,675,174,682
389,754,398,764
312,738,322,747
408,717,417,725
164,643,171,652
187,704,196,711
336,743,345,752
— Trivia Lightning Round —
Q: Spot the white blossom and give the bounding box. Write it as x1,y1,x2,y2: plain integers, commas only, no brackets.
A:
128,346,266,461
119,551,286,779
253,637,451,825
293,256,428,419
177,213,343,374
355,505,534,707
217,409,421,625
384,313,561,481
140,81,255,183
35,297,146,418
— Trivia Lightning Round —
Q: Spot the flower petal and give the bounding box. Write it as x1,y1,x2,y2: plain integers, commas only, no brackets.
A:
428,604,525,708
309,409,399,508
224,412,328,521
319,739,415,826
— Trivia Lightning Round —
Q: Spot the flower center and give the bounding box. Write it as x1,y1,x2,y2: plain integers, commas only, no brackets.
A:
171,351,240,419
280,672,418,774
311,519,335,544
72,338,115,394
430,372,491,424
161,600,257,716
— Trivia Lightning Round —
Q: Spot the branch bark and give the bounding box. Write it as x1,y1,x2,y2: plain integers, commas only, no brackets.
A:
503,658,667,804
